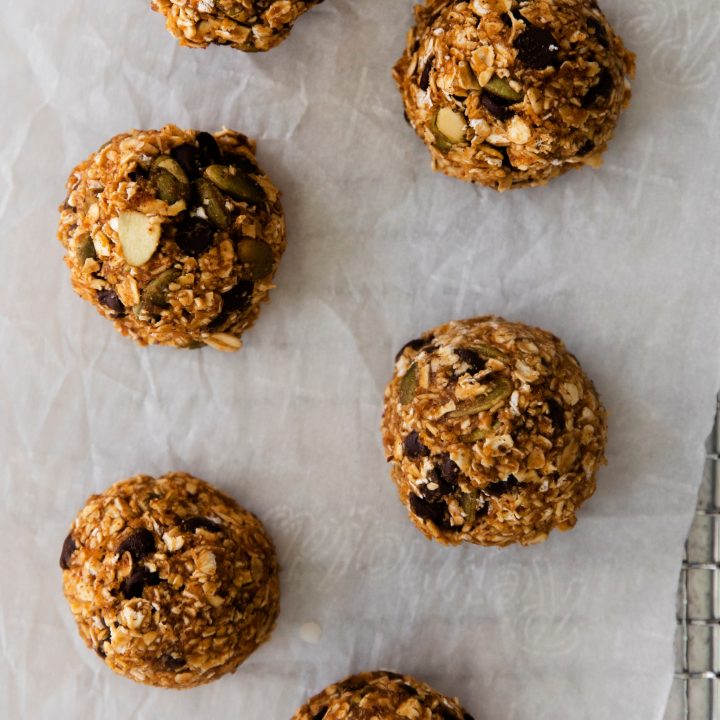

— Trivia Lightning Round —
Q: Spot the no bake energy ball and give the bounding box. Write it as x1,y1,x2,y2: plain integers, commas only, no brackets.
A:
58,126,285,351
393,0,635,190
151,0,322,52
60,472,280,688
381,317,608,547
292,671,474,720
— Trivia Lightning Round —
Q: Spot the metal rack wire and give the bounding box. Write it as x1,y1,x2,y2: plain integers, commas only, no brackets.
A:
664,397,720,719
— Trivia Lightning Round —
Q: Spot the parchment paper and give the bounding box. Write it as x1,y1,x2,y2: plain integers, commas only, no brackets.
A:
2,1,720,718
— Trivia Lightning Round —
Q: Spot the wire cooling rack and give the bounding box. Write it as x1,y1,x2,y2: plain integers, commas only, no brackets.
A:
664,397,720,719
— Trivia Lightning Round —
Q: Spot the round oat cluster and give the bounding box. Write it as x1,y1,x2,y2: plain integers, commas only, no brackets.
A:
381,317,608,547
57,125,285,351
151,0,321,52
292,671,474,720
59,472,280,689
393,0,635,190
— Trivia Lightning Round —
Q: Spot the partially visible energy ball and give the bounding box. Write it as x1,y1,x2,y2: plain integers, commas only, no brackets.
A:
291,671,475,720
151,0,322,52
381,317,608,547
58,126,285,351
393,0,635,190
60,472,280,688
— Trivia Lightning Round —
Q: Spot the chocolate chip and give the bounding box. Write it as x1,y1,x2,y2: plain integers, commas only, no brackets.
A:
400,683,419,696
485,474,519,496
221,280,254,314
455,348,486,376
160,653,186,671
174,217,215,256
341,677,368,692
224,151,259,176
577,139,596,157
438,455,460,485
97,289,125,314
121,567,160,599
419,56,434,91
546,398,565,430
395,337,430,362
437,707,462,720
171,143,201,179
312,708,328,720
196,131,222,167
586,16,608,47
500,12,512,27
59,533,76,570
180,516,222,533
425,467,455,501
514,24,560,69
581,67,613,108
116,528,155,561
409,493,453,530
480,92,516,121
383,672,404,680
403,430,430,459
95,644,107,659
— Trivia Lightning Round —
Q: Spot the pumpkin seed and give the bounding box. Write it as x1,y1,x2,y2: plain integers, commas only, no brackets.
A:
399,363,418,405
460,428,489,443
77,235,96,263
141,269,181,309
204,165,265,204
236,239,274,280
150,156,190,204
484,76,524,104
469,342,510,362
193,179,230,230
461,490,479,526
434,107,468,146
447,377,513,417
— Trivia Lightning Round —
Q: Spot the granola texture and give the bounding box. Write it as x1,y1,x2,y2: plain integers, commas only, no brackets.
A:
393,0,635,190
381,317,608,546
291,671,474,720
151,0,322,52
57,125,285,351
59,472,280,688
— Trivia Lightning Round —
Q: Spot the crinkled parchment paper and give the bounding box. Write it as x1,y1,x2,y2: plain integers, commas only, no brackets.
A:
1,1,719,718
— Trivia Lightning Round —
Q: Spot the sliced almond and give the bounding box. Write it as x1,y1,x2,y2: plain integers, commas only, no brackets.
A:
117,211,162,267
435,107,468,145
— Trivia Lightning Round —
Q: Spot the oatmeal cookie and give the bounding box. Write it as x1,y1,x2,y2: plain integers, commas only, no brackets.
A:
151,0,322,52
291,671,474,720
60,472,280,688
58,125,285,351
381,317,608,546
393,0,635,190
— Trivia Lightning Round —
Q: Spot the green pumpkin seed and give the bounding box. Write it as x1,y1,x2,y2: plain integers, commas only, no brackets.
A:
484,76,524,104
152,155,189,184
236,239,274,280
460,428,489,443
399,363,418,405
469,342,510,362
77,235,96,263
141,269,181,309
151,168,188,205
194,179,230,230
205,165,265,204
461,490,479,526
185,341,206,350
447,377,513,418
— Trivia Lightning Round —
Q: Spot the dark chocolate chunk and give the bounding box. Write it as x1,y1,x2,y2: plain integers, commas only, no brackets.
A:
224,151,259,176
586,16,608,47
180,516,222,533
395,337,430,362
403,430,430,459
419,56,434,91
455,348,486,376
401,682,419,696
196,131,222,167
95,644,107,659
500,12,512,27
312,708,328,720
409,493,453,530
546,398,565,430
424,466,455,501
438,455,460,486
116,527,155,561
484,474,519,496
97,289,125,314
221,280,254,314
59,533,76,570
160,653,186,671
174,217,215,257
481,91,516,121
437,707,462,720
121,567,160,599
581,67,614,108
514,24,560,69
171,143,201,179
577,139,596,157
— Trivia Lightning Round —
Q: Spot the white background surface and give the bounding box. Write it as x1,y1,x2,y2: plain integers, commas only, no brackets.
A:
1,1,720,718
